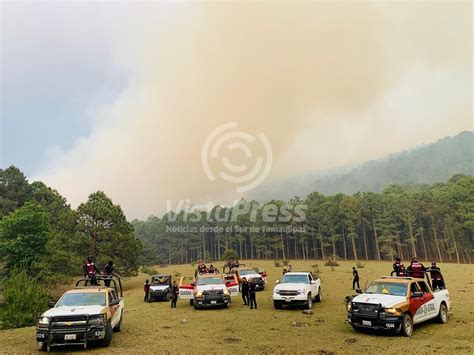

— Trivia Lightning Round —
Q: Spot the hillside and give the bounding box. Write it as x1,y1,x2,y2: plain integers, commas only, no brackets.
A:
250,131,473,200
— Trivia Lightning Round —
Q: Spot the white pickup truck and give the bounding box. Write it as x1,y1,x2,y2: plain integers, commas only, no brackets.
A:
273,272,322,309
347,275,450,337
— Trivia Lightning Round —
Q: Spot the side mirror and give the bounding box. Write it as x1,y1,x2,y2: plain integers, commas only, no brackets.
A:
191,282,196,287
48,300,56,308
275,280,280,284
355,288,363,294
110,299,120,306
411,291,423,298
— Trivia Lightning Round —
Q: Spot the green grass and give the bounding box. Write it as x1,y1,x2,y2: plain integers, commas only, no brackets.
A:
0,260,472,354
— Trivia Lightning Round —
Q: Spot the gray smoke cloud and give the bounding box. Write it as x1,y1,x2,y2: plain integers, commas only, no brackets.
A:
33,2,472,219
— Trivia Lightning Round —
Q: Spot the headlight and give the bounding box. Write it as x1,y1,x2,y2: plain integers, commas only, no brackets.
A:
223,290,230,296
273,289,279,294
297,289,304,294
89,313,107,326
383,308,402,316
195,291,203,297
38,316,50,327
347,303,352,312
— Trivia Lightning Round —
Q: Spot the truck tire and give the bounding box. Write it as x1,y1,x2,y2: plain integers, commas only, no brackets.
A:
193,303,199,310
305,294,313,309
437,303,448,324
113,310,123,332
190,299,194,306
100,323,113,347
273,301,283,309
401,313,413,337
315,287,322,302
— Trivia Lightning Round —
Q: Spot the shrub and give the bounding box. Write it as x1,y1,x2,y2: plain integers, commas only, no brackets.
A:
273,260,282,267
356,261,365,269
324,259,339,267
282,260,290,266
221,249,239,261
141,266,159,275
174,271,182,277
0,268,49,329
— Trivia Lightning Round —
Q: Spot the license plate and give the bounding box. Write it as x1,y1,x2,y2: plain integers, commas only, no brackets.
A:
285,298,291,302
64,334,76,340
362,320,371,326
211,301,217,304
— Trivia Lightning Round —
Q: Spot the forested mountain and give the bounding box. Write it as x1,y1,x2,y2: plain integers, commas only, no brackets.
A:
134,175,474,265
250,131,474,201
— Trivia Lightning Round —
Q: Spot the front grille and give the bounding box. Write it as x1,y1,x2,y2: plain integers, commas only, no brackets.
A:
352,303,380,318
279,290,298,296
203,290,223,296
49,315,88,332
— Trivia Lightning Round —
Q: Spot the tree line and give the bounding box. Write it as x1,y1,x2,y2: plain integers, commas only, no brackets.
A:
134,174,473,265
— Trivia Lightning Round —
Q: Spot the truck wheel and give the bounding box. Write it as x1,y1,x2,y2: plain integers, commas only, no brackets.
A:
315,288,322,302
193,303,199,310
37,342,47,352
113,310,123,332
273,301,282,309
305,294,313,309
437,303,448,324
100,323,113,347
401,313,413,337
190,299,194,306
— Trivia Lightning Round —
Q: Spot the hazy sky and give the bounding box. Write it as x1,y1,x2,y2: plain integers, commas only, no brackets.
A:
1,1,472,219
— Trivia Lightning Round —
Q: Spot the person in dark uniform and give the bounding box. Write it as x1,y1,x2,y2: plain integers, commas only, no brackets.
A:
430,262,444,290
392,257,404,276
241,278,249,305
352,267,360,289
407,257,426,278
171,280,179,308
83,256,99,285
248,279,257,309
144,279,150,302
103,260,115,287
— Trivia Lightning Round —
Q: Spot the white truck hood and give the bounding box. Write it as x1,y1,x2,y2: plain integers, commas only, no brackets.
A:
274,283,308,291
196,284,227,292
241,273,262,280
42,305,104,317
150,285,169,291
352,293,406,308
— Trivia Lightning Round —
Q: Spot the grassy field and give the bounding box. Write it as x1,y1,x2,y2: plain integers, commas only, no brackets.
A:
0,260,473,354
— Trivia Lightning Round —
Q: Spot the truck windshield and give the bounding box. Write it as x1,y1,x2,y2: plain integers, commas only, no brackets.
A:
280,274,308,284
365,282,407,296
57,292,106,307
239,269,257,276
196,277,223,285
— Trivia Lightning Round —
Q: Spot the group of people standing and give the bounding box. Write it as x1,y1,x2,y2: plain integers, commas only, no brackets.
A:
240,278,257,309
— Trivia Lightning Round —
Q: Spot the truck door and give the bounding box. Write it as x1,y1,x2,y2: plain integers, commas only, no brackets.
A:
414,281,436,323
178,276,195,300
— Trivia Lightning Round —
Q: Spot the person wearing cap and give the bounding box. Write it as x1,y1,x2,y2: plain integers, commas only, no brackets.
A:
430,262,443,289
392,257,405,276
407,257,426,278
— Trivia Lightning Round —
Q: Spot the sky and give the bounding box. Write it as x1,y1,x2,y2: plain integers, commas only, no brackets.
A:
1,1,472,219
